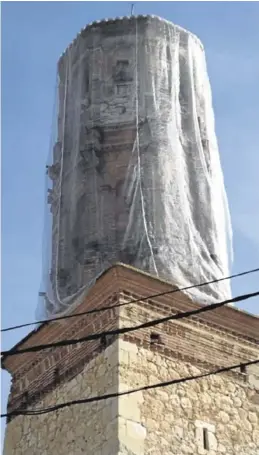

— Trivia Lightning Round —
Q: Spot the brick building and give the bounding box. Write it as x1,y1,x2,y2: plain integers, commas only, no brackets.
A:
3,264,259,454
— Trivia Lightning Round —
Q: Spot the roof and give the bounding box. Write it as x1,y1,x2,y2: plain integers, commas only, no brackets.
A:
2,263,258,371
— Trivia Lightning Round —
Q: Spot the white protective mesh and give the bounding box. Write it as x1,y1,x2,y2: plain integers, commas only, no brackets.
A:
37,16,233,318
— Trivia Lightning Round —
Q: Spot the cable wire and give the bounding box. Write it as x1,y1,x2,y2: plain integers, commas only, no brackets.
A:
2,290,258,358
2,267,259,333
2,358,258,418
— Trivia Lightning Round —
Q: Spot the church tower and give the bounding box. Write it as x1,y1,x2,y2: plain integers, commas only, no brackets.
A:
40,15,232,318
3,16,258,455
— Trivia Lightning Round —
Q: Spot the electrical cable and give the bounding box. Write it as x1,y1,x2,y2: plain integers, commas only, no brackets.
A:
2,267,259,333
2,290,258,358
2,358,258,418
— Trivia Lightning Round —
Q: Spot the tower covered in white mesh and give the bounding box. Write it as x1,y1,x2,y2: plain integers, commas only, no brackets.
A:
39,15,232,317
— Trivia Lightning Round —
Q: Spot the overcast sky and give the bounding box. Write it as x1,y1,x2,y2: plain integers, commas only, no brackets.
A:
1,1,259,445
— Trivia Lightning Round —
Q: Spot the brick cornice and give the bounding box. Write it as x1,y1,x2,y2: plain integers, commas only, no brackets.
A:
3,264,258,375
114,264,259,338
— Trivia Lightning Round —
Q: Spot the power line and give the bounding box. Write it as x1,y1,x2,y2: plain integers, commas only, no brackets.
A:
2,290,258,358
2,358,258,418
2,267,259,333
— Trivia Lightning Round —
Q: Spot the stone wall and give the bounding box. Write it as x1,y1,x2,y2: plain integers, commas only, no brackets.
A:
4,338,259,455
118,339,259,455
3,342,120,455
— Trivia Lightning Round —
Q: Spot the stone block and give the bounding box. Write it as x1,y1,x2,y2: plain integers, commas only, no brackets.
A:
119,340,138,354
126,420,146,439
119,395,141,422
249,374,259,390
194,420,215,433
118,349,129,365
